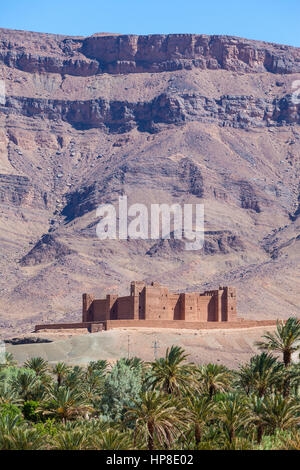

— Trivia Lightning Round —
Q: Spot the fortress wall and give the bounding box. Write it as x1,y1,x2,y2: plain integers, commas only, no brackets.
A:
117,295,133,319
144,286,172,320
138,288,146,319
34,322,101,331
36,283,284,334
224,287,237,321
105,319,279,330
82,283,237,324
197,295,213,321
130,281,146,296
181,293,198,321
106,294,118,320
168,293,182,320
208,294,218,321
216,290,223,322
131,294,140,320
82,293,94,322
92,299,107,321
35,319,280,332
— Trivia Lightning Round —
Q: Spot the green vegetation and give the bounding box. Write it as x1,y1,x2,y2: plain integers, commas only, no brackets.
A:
255,318,300,367
0,318,300,450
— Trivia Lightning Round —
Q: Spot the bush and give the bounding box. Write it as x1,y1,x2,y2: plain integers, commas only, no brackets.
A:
100,360,142,420
22,401,40,422
0,403,22,419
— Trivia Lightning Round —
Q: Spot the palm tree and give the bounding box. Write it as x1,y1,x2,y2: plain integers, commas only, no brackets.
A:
0,380,22,406
147,345,196,396
125,390,186,450
249,396,266,444
198,364,233,399
288,363,300,397
52,362,71,388
4,426,46,450
0,415,44,450
81,374,103,406
24,357,51,389
64,366,85,390
86,360,108,376
0,352,17,369
259,394,300,434
9,369,41,402
24,357,49,376
121,357,143,369
185,395,216,446
255,317,300,367
217,393,252,444
93,429,135,450
0,414,23,450
53,428,92,450
237,353,283,397
41,386,92,423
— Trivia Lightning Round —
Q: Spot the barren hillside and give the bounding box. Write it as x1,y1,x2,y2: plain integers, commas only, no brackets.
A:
0,29,299,337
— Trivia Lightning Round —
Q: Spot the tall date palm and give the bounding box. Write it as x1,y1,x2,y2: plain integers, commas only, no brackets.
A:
147,346,196,396
217,393,252,444
185,395,216,446
126,390,185,450
238,353,283,397
255,317,300,367
41,386,92,423
198,364,233,399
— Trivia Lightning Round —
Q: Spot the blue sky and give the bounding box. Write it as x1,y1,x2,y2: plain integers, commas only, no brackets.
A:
1,0,299,47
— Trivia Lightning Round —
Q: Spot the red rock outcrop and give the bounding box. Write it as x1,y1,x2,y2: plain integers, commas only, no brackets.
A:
1,29,300,76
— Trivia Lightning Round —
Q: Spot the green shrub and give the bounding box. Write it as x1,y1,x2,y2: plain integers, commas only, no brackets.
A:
22,400,40,422
100,360,142,421
0,403,22,418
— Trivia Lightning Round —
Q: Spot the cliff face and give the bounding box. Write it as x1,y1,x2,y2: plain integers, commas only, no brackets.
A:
4,92,300,132
1,30,300,75
1,29,300,133
82,34,300,74
0,29,299,337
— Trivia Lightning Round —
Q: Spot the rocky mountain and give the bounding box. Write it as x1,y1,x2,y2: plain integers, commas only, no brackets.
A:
0,28,299,337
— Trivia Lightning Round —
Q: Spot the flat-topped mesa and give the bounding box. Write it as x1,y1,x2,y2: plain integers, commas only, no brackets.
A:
82,281,238,323
82,34,300,74
0,29,300,75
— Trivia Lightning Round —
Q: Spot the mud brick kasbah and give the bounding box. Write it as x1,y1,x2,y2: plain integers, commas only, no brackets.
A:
35,281,278,332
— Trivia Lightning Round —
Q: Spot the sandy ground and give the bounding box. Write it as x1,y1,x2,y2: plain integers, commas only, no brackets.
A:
4,325,286,369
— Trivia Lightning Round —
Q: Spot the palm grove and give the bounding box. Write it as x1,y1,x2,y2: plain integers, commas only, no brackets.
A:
0,318,300,450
